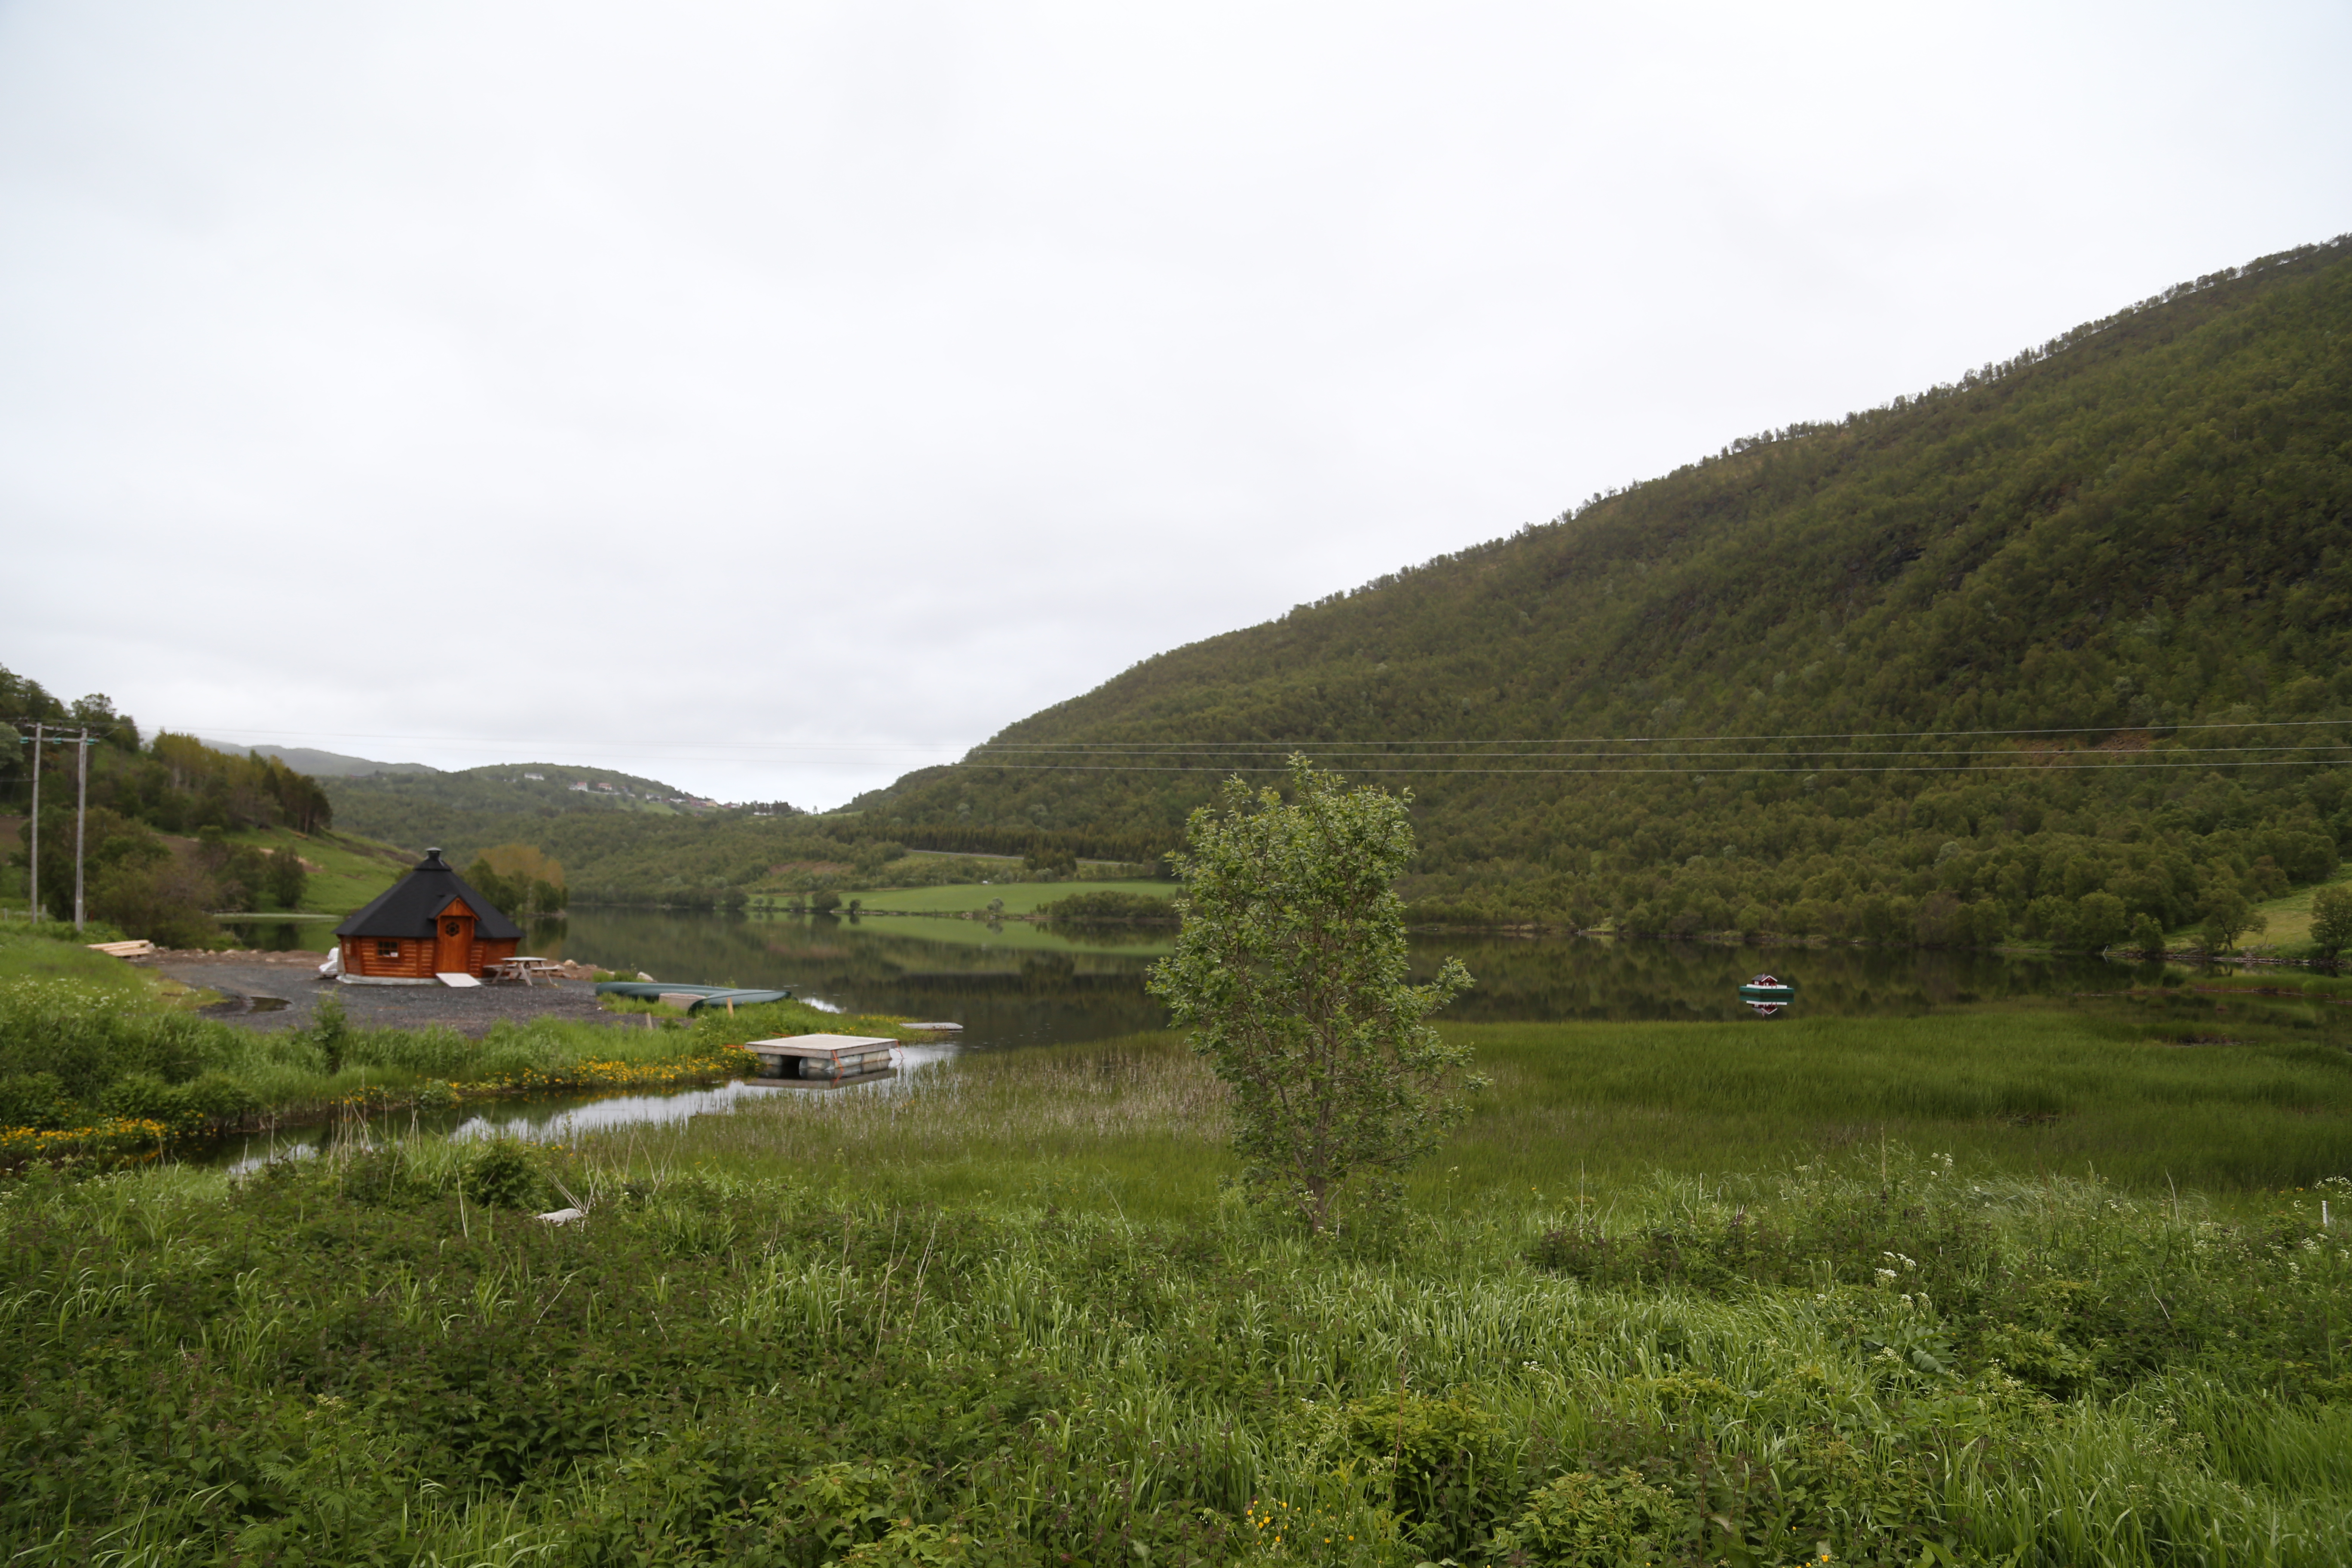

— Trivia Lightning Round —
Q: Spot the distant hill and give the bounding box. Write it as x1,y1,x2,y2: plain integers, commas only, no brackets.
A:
835,236,2352,946
322,763,722,854
200,741,441,778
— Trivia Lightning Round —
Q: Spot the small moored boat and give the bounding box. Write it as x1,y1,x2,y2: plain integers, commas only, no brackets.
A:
1738,973,1795,1017
594,980,795,1013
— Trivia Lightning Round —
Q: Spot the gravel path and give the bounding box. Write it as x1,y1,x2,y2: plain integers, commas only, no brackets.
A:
138,952,626,1037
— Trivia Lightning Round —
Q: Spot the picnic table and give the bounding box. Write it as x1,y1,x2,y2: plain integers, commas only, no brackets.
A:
492,956,567,986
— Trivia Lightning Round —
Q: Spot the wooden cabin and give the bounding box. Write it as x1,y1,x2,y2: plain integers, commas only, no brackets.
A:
334,848,523,982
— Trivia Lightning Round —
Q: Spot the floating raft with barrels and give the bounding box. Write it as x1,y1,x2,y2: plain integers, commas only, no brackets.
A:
738,1034,897,1083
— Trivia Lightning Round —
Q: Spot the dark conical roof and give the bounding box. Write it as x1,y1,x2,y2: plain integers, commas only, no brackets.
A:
334,848,525,940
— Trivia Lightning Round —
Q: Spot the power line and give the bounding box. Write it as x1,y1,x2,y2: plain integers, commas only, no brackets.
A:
960,742,2352,763
154,713,2352,758
944,756,2350,776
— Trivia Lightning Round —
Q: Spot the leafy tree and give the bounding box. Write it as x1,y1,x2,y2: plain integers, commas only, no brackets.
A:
1024,845,1078,878
2128,913,2167,959
2198,893,2264,955
1147,758,1478,1233
264,848,307,910
2075,892,2131,952
193,828,266,913
89,860,220,948
2309,885,2352,964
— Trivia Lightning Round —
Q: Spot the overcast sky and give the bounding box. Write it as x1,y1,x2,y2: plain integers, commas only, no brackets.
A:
5,1,2347,806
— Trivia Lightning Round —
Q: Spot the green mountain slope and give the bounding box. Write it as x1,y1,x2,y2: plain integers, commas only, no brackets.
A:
842,237,2352,947
202,741,441,778
321,763,719,851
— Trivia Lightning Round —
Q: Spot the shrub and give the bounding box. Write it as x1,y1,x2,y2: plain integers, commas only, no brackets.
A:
88,859,221,948
2310,885,2352,963
1333,1389,1512,1554
1040,889,1174,923
0,983,221,1105
1483,1469,1682,1567
459,1137,545,1209
0,1071,72,1129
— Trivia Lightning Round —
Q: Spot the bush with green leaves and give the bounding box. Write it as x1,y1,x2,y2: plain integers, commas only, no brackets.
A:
2310,884,2352,963
1039,888,1174,923
1482,1468,1681,1567
459,1137,546,1209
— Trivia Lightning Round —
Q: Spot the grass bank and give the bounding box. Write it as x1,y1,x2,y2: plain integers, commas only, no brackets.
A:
849,879,1174,916
0,925,922,1155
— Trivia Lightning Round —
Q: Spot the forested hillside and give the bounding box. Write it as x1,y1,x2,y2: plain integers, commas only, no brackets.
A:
2,665,358,940
322,763,729,850
842,237,2352,948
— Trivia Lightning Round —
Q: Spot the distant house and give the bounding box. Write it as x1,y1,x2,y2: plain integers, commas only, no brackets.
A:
523,772,544,781
333,848,523,982
569,781,591,792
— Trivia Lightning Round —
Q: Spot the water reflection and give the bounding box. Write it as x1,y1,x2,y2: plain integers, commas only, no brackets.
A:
520,910,2128,1044
209,1041,957,1171
194,913,2140,1167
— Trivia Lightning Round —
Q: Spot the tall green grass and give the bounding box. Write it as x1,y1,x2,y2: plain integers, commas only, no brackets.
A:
1444,1009,2352,1193
1,1133,2345,1565
0,972,888,1139
641,1008,2351,1220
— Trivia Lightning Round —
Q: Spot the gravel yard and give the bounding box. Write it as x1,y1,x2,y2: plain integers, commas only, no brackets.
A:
137,951,626,1036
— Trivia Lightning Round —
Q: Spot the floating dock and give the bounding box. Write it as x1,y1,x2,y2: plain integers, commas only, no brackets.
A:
739,1034,897,1081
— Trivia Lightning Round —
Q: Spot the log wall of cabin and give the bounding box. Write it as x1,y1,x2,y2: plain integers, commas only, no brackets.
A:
341,935,518,977
343,937,435,979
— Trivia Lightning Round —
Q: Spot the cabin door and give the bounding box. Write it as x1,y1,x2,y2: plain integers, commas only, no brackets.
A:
435,904,476,974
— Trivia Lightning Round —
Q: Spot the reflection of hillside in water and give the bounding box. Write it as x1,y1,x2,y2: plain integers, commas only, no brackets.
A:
1410,934,2122,1024
530,910,2128,1050
531,910,1170,1050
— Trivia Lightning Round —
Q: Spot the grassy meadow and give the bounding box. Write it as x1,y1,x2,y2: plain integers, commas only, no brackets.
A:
2,916,2349,1565
2234,863,2352,958
217,823,411,915
618,997,2352,1219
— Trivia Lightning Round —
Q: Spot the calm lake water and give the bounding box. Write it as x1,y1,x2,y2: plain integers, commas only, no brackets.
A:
205,910,2141,1165
229,907,2138,1050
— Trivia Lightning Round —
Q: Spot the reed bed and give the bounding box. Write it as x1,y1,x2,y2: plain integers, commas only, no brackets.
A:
600,1038,1234,1219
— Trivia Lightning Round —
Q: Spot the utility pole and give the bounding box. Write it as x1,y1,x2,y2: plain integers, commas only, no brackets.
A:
26,721,39,922
74,728,89,931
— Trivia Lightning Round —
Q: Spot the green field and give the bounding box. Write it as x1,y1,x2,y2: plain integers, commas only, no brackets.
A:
3,919,2349,1565
645,1000,2352,1214
2231,863,2352,956
839,913,1172,956
215,824,410,915
848,878,1173,916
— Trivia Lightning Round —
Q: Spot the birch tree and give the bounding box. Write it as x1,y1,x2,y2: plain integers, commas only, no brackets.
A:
1147,756,1477,1232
